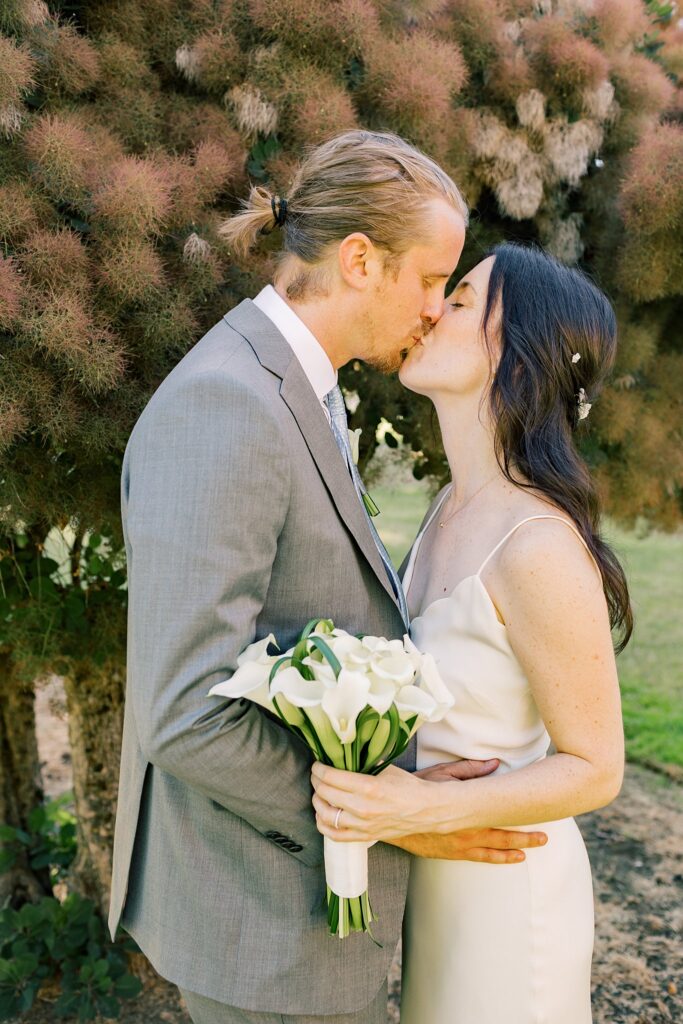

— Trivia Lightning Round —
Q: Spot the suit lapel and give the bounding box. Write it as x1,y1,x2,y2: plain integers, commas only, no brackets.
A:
223,300,400,610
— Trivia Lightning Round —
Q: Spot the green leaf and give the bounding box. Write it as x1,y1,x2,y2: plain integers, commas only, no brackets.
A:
7,952,39,978
344,56,365,90
113,973,142,998
268,655,292,683
97,993,121,1017
54,990,82,1016
27,806,47,832
298,618,323,642
361,717,391,771
247,134,282,180
0,990,22,1018
308,636,342,679
356,708,380,747
86,555,104,575
65,216,92,234
18,981,40,1012
0,848,17,871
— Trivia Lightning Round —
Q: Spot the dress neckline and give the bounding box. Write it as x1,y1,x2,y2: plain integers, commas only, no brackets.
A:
410,572,508,630
404,486,597,623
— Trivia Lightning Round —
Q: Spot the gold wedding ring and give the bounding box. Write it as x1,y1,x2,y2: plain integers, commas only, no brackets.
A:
334,807,343,830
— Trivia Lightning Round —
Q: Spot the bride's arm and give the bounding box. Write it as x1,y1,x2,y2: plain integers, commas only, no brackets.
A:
311,519,624,841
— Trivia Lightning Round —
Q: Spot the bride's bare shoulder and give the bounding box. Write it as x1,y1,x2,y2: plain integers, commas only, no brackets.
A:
494,508,603,611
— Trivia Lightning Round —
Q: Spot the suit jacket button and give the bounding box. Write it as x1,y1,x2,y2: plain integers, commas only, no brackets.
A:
289,843,303,852
265,831,280,840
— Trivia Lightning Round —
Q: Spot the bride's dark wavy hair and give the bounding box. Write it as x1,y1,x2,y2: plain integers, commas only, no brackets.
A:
481,242,633,651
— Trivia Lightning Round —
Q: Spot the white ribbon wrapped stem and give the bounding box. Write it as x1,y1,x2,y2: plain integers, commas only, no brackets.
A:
324,837,373,899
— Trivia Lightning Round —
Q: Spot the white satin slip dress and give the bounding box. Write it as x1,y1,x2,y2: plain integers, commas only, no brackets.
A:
400,492,595,1024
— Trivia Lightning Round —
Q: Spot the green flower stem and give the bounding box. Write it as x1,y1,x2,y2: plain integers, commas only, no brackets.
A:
343,743,354,771
272,696,324,761
326,891,378,941
302,710,346,769
349,896,363,932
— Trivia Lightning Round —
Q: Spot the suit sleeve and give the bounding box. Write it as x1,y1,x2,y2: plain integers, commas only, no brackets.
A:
123,369,322,866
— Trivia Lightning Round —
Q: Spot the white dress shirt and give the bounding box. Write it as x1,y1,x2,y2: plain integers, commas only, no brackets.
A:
252,285,337,420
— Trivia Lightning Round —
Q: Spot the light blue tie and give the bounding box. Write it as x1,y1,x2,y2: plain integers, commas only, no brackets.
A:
325,385,409,629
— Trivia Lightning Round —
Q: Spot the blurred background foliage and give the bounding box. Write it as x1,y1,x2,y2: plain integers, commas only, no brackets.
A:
0,0,681,1000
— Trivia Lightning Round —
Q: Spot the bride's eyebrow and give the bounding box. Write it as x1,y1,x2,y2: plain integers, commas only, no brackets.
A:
454,280,476,294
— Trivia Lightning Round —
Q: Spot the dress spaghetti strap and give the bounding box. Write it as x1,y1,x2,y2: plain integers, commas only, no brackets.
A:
476,515,599,578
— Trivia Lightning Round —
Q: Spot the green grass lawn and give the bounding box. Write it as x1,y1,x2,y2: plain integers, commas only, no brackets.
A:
374,485,683,774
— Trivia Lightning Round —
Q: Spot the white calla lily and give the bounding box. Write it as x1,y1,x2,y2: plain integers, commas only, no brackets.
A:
345,645,374,668
417,652,455,720
236,632,278,666
370,651,416,687
360,635,389,654
208,658,276,711
394,684,438,721
327,633,364,662
321,669,371,744
362,635,405,656
402,633,426,671
270,666,326,706
301,656,337,685
366,674,397,715
348,426,362,465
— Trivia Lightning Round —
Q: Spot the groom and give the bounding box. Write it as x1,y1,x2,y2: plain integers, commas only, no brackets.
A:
109,130,547,1024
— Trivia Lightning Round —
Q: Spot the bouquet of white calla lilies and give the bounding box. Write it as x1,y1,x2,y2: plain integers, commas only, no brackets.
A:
208,618,454,939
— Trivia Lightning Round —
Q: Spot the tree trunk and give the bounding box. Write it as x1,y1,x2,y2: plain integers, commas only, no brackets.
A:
0,650,51,907
62,658,125,917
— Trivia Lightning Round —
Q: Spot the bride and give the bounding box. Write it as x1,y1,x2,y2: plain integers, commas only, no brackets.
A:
311,242,632,1023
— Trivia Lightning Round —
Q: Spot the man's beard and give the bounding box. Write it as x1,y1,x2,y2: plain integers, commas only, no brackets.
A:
364,328,428,375
364,348,406,375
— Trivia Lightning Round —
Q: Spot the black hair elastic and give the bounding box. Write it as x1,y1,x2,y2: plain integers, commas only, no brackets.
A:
271,196,288,227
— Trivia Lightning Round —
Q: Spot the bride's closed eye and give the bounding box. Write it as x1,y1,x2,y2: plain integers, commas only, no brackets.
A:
450,301,464,309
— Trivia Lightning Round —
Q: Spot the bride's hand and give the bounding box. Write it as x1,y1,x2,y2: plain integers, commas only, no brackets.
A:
312,762,429,842
310,758,499,842
311,759,498,842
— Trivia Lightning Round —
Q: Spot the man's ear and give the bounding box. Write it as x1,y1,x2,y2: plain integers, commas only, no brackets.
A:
338,233,377,291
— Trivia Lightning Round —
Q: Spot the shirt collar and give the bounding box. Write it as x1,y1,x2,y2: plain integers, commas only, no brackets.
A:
252,285,337,406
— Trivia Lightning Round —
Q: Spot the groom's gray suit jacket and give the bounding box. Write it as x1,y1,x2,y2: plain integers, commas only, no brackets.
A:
108,299,414,1015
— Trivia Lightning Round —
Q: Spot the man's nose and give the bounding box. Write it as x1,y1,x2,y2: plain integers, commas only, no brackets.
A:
422,296,446,325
